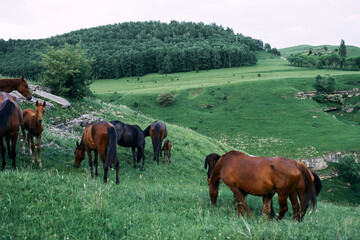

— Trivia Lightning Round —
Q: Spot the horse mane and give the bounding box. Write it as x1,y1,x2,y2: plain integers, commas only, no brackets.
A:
311,171,322,196
0,78,21,91
0,99,16,129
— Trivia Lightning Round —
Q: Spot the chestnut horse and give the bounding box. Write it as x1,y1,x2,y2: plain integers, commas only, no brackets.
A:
205,153,322,220
0,92,23,170
143,121,167,164
21,101,46,167
0,76,32,101
208,151,317,221
161,140,172,164
74,121,119,184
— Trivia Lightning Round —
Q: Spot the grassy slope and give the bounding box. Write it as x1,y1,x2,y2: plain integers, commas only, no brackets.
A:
279,44,360,58
93,53,360,159
0,98,359,239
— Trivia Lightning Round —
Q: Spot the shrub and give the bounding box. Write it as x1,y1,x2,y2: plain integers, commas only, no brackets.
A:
314,75,335,93
335,155,360,188
157,91,175,106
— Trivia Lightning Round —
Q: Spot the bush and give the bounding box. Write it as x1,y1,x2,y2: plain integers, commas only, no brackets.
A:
157,91,175,106
314,75,335,93
39,44,92,99
335,155,360,187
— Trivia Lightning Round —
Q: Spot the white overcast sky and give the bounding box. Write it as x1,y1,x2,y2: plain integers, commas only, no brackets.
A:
1,0,359,49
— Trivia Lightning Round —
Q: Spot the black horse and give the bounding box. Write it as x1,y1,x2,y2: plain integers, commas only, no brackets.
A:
110,120,145,170
143,121,167,164
204,153,322,220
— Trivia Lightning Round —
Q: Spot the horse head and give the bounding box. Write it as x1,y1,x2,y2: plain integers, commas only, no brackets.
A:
35,100,46,124
74,141,85,168
17,76,32,101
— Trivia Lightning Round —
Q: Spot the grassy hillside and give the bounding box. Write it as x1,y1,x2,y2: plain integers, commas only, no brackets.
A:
279,44,360,58
1,97,359,239
94,53,360,159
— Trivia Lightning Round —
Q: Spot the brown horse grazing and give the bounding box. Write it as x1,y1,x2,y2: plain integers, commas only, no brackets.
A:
0,92,23,170
143,121,167,164
21,101,46,167
208,151,317,221
161,140,172,164
74,121,119,184
0,76,32,100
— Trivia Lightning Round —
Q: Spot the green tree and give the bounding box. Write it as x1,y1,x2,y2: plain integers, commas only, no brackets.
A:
339,39,347,58
39,44,92,99
335,155,360,188
314,75,335,93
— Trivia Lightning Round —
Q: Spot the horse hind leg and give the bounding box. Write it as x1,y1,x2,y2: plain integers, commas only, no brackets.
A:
289,192,300,221
277,194,289,221
10,135,17,169
1,138,6,170
132,147,136,168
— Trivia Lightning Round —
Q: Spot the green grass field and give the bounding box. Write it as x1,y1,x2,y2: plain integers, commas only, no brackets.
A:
93,53,360,159
1,52,360,239
0,97,359,239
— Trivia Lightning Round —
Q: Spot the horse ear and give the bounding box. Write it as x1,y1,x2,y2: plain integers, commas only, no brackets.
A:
36,100,39,106
43,101,46,107
207,177,210,184
20,76,24,81
76,141,79,147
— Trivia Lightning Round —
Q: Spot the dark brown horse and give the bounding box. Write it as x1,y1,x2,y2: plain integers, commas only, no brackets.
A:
143,121,167,164
208,151,317,221
161,140,172,164
0,92,23,170
21,101,46,167
0,76,32,100
110,120,146,170
74,121,119,184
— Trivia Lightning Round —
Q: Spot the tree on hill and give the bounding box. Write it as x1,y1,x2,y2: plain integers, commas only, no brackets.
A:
339,39,347,58
39,44,92,99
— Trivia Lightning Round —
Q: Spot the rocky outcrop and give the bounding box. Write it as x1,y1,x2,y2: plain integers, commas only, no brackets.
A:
300,152,359,170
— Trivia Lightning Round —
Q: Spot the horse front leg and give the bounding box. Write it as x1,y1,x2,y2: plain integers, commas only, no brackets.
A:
87,150,94,178
115,156,119,184
30,135,35,164
21,127,26,155
1,138,6,170
36,134,42,167
230,187,252,218
94,150,99,177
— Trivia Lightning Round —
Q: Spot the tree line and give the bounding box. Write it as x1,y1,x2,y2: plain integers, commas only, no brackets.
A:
0,21,271,80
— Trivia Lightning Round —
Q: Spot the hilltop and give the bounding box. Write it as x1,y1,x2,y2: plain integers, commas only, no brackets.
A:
280,44,360,58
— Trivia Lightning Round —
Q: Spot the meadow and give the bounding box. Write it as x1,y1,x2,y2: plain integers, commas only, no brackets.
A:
1,53,360,239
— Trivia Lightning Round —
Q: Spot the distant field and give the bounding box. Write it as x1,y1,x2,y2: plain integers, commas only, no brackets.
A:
93,53,360,159
279,44,360,58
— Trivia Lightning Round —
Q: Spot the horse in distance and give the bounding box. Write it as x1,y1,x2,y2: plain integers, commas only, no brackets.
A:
143,121,167,164
74,121,119,184
21,101,46,167
0,92,23,170
161,140,172,164
0,76,32,100
110,120,146,170
208,150,317,221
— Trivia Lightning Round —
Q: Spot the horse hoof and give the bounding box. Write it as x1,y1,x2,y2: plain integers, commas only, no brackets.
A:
38,163,42,167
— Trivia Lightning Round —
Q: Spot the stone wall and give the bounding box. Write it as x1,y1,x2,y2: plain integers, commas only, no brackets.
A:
300,152,359,170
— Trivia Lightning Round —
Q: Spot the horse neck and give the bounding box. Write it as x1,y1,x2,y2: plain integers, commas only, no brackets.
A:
209,159,222,186
0,79,19,92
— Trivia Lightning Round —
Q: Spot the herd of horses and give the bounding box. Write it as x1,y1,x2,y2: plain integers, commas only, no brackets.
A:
1,77,321,221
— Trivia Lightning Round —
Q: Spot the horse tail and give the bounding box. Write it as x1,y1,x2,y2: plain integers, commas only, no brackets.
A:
298,163,317,214
311,171,322,196
0,99,16,129
105,126,118,168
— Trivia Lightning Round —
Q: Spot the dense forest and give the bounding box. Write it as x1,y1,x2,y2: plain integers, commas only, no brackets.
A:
0,21,269,80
